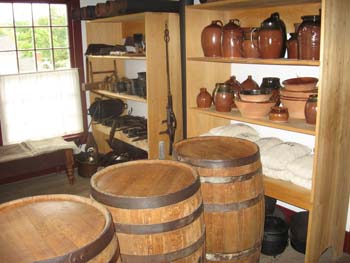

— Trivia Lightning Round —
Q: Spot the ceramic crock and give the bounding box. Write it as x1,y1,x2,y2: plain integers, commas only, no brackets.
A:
201,20,223,57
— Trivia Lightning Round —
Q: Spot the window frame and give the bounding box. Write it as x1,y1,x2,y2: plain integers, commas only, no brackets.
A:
0,0,86,145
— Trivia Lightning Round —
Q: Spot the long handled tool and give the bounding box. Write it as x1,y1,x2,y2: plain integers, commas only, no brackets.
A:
160,22,177,156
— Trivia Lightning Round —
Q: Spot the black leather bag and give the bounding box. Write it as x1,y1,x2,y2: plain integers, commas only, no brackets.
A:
88,99,126,122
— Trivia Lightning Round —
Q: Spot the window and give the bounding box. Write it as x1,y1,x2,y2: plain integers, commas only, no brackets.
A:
0,1,85,145
0,2,71,74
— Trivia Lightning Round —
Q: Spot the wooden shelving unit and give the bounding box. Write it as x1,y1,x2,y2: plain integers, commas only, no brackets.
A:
185,1,350,262
85,12,183,159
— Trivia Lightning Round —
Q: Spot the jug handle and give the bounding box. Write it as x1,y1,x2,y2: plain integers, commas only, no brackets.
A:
212,85,218,105
251,27,261,53
213,20,223,27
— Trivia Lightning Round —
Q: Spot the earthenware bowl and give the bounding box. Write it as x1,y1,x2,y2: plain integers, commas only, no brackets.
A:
236,100,275,118
282,77,318,92
239,89,273,102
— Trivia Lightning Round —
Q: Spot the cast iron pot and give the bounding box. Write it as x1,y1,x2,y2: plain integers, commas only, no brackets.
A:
261,215,289,256
290,211,309,254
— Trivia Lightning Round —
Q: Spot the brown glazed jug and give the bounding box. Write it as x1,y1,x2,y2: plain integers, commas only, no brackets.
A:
287,33,298,59
222,19,243,58
225,75,241,108
212,83,233,112
241,75,259,91
242,27,260,58
201,20,223,57
304,94,317,124
258,13,286,59
196,88,212,108
297,15,321,60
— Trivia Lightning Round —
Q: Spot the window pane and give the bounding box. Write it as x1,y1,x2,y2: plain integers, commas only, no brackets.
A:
0,28,16,51
54,49,70,69
16,27,34,50
18,50,35,73
52,27,68,48
35,27,51,49
0,51,17,74
37,49,53,71
0,3,13,27
33,4,49,26
14,3,32,27
50,4,67,26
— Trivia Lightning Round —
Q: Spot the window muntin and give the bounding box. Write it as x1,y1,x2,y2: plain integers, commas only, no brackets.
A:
0,2,71,74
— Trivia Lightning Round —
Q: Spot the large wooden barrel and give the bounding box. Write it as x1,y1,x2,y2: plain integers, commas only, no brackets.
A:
0,194,120,263
90,160,206,262
173,136,264,263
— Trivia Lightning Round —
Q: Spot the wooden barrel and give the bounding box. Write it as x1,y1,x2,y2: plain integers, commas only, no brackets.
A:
173,136,264,263
90,160,206,262
0,194,120,263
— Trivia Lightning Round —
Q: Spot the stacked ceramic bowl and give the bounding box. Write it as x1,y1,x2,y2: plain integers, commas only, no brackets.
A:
236,89,275,118
280,77,318,119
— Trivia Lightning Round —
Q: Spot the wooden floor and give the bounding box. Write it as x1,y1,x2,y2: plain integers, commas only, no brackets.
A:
0,170,349,263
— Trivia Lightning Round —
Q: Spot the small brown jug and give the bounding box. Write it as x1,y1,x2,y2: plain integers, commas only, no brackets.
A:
304,94,317,124
201,20,223,57
225,75,241,108
241,75,259,90
196,88,212,108
212,83,233,112
222,19,243,58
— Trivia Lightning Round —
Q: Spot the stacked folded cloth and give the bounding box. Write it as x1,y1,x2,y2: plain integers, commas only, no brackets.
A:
201,123,260,142
256,138,313,189
201,124,314,190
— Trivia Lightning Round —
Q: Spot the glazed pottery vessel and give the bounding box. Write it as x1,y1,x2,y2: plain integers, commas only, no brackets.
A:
196,87,213,108
269,106,289,122
242,27,260,58
297,15,321,60
212,83,233,112
239,89,272,102
236,100,275,119
225,75,241,107
260,77,282,104
304,94,317,124
287,33,298,59
222,19,243,58
282,77,318,92
241,75,259,90
258,12,286,58
201,20,223,57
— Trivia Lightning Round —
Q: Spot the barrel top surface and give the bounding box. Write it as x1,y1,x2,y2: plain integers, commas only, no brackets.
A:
174,136,259,162
91,160,197,197
0,195,107,262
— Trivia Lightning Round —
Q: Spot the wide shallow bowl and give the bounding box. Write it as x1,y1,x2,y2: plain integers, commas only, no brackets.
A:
236,100,275,119
280,98,307,119
280,95,308,101
280,88,318,99
239,89,273,102
282,77,318,92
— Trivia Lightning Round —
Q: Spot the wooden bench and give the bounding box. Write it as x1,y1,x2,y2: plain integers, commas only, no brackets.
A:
0,138,76,185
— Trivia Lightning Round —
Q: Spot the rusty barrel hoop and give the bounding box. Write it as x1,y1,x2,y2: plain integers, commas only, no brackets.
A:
173,136,265,263
90,159,206,263
0,194,120,263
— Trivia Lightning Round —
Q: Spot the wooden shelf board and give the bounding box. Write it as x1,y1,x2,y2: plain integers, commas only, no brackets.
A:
87,12,145,23
93,123,149,152
188,57,320,66
264,176,312,210
86,55,146,60
92,90,147,103
191,107,316,135
188,0,320,10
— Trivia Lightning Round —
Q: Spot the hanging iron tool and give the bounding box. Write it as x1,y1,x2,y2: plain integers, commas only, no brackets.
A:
160,22,177,156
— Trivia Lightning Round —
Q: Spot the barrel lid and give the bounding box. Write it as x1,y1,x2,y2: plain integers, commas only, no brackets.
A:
0,194,112,263
173,136,260,168
91,160,200,209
